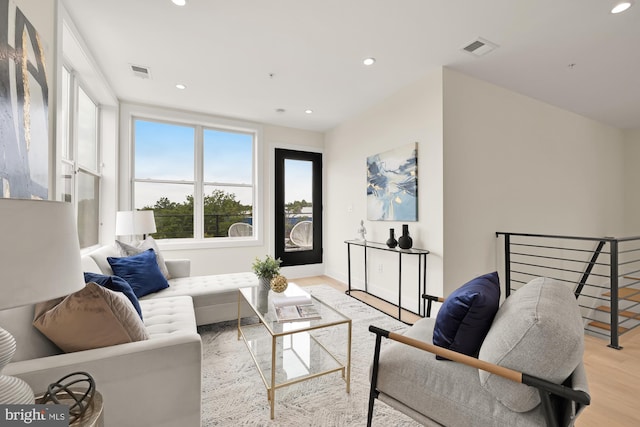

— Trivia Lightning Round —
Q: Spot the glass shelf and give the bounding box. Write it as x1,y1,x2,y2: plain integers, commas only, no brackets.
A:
344,239,429,255
240,325,345,389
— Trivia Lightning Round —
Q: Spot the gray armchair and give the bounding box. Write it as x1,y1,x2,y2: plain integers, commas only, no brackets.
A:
367,277,590,427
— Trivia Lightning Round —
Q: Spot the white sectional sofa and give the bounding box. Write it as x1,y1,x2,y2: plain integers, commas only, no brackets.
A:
1,244,258,427
84,244,258,325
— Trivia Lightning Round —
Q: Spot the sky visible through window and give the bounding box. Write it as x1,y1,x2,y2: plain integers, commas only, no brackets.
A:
134,120,312,208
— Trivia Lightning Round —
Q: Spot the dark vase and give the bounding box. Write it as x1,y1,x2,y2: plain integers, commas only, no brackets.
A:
398,224,413,249
386,228,398,248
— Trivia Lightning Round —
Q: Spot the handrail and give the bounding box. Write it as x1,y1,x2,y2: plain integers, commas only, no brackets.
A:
496,231,617,242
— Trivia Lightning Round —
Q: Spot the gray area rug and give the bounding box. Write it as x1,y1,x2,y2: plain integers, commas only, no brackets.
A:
199,285,422,426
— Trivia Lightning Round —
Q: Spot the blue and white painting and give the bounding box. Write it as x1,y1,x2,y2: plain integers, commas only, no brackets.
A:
0,1,49,200
367,142,418,221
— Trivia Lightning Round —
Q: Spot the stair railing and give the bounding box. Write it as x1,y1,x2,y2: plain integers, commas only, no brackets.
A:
496,232,640,350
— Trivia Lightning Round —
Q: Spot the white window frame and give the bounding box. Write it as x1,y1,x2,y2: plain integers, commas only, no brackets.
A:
60,65,101,249
121,103,263,250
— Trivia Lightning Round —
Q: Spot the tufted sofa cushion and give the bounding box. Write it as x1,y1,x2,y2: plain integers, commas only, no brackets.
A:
151,272,258,298
140,296,197,338
140,272,258,324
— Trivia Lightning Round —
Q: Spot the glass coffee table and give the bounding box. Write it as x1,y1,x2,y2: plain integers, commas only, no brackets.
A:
237,284,352,419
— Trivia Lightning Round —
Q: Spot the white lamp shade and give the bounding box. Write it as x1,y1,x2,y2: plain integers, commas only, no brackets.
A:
0,199,85,310
115,210,135,236
135,210,157,235
115,210,156,236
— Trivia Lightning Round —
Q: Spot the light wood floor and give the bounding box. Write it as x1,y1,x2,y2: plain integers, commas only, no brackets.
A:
296,275,640,426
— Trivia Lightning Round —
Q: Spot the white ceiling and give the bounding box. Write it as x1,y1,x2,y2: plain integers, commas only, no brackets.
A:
62,0,640,132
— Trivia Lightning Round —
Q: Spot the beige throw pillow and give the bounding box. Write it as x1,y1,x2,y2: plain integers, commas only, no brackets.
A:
116,236,171,279
33,282,149,353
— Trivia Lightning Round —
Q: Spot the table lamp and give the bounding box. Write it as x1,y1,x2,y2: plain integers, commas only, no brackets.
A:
115,210,156,240
0,199,85,404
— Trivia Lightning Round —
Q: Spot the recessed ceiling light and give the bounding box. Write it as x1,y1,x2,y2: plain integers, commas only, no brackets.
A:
611,1,633,13
305,109,313,114
172,0,187,6
363,57,376,66
176,83,186,90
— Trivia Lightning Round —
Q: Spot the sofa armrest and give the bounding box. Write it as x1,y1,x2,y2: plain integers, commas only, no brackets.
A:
6,333,202,427
166,258,190,278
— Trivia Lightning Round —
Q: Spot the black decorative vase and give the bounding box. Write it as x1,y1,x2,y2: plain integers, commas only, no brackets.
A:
386,228,398,248
398,224,413,250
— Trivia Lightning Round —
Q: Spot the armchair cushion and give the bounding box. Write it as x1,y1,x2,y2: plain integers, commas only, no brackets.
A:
478,277,584,412
432,271,500,357
374,318,548,426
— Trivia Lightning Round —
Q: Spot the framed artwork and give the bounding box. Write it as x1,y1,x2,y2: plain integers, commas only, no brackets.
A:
367,142,418,221
0,0,49,199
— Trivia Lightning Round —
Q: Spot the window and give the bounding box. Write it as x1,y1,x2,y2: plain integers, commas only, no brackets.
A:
133,118,255,241
60,67,100,248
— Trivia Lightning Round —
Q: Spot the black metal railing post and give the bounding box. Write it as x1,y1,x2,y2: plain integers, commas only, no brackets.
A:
609,240,621,349
575,240,607,299
504,233,511,297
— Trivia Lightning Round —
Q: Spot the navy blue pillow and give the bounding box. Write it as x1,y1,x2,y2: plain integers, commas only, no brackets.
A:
433,272,501,358
84,272,144,320
107,249,170,298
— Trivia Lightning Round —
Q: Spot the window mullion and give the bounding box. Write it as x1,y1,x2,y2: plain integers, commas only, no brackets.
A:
70,72,79,212
194,125,204,239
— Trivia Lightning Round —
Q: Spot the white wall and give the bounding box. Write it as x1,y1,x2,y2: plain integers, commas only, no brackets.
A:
324,69,444,312
623,129,640,235
442,68,626,295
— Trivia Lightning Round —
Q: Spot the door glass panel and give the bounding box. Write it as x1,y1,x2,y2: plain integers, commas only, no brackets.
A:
285,159,313,252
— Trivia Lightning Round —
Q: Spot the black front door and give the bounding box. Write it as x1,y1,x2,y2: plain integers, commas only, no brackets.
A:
274,149,322,266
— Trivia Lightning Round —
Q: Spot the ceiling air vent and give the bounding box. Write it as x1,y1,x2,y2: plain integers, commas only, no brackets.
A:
130,64,151,79
462,38,498,57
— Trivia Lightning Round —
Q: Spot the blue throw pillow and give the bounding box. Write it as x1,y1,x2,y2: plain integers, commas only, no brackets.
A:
107,249,170,298
84,272,143,320
433,272,501,358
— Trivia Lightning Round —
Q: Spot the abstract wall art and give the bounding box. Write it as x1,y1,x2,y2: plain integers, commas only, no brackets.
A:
0,0,49,199
367,142,418,221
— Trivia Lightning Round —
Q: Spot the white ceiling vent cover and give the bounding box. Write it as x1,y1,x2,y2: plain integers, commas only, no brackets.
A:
462,38,498,57
130,64,151,79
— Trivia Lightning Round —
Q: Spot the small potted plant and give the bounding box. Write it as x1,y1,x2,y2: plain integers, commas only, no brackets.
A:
252,255,282,313
252,255,282,291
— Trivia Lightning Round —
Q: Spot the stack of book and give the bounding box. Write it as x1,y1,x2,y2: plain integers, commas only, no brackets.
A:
272,286,321,323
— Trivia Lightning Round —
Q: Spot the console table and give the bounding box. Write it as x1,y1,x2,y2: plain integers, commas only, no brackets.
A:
344,240,429,322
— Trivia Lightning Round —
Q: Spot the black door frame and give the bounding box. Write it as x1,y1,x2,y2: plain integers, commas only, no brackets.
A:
274,148,322,266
